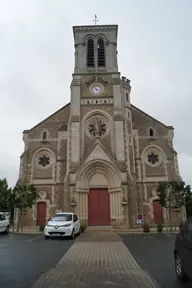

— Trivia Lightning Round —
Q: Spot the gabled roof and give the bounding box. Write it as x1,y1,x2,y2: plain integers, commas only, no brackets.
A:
131,104,174,130
23,103,70,133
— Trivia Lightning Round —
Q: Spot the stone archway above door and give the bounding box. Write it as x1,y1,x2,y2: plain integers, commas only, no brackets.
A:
89,172,108,187
76,159,121,189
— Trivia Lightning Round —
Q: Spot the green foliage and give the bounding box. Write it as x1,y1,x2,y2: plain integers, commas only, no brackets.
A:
0,178,12,210
157,224,163,233
39,224,45,232
143,223,150,232
156,181,192,209
12,183,39,210
0,178,39,214
80,223,87,233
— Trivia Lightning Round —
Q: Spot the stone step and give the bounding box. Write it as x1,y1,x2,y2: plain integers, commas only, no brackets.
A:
87,226,113,232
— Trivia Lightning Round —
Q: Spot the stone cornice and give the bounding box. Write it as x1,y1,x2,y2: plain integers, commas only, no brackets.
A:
73,25,118,37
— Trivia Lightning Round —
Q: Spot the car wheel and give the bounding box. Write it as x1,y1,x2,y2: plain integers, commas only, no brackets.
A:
71,229,75,239
5,225,10,234
175,253,189,282
44,235,50,240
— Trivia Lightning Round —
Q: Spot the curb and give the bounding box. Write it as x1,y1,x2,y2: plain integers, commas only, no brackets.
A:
118,231,178,235
10,231,43,235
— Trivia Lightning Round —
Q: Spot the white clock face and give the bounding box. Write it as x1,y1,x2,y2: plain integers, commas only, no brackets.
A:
92,85,101,95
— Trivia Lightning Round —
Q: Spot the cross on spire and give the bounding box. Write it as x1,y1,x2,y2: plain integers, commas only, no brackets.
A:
92,15,99,25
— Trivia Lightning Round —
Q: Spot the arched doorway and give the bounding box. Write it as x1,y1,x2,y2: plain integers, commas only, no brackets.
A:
37,202,46,225
76,158,122,227
153,200,164,224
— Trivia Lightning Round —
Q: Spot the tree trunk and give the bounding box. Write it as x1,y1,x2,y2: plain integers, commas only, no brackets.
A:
16,210,21,232
169,206,173,232
166,208,169,233
12,207,16,233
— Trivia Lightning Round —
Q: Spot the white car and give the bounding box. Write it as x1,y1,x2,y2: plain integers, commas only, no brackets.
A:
44,212,81,239
0,212,10,234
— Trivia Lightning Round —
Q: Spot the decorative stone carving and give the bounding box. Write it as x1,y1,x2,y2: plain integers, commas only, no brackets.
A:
39,191,47,199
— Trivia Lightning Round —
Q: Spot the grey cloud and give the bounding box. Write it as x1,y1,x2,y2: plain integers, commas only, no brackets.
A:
0,0,192,187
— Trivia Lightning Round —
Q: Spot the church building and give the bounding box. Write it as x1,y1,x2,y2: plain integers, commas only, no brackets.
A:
18,24,183,228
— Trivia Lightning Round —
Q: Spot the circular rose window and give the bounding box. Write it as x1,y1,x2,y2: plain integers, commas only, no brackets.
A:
36,151,52,169
145,149,162,167
86,117,108,139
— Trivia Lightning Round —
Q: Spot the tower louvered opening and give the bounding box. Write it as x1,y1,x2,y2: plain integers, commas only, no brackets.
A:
98,38,105,67
87,39,95,67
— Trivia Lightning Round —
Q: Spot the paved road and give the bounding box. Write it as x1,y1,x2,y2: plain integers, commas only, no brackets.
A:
0,233,74,288
32,231,159,288
122,233,192,288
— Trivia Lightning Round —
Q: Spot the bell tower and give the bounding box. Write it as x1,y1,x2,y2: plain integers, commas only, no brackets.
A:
69,23,125,167
73,24,118,74
68,23,127,228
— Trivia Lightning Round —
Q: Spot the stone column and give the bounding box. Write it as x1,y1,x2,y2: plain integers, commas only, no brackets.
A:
128,180,138,227
112,75,125,162
76,189,88,224
70,75,81,164
109,188,123,228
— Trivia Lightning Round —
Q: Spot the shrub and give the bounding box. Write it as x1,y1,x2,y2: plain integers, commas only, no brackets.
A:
157,224,163,233
80,223,87,233
143,223,150,233
179,221,184,232
39,224,45,232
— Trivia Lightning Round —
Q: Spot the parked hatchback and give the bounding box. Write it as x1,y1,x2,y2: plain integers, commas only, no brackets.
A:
44,212,81,239
0,212,10,234
174,218,192,282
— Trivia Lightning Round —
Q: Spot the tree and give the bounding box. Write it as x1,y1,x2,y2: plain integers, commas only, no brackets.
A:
12,183,39,231
0,178,12,211
156,181,192,232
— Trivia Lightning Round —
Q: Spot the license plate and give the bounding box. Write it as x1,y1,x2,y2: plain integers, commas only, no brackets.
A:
52,233,60,236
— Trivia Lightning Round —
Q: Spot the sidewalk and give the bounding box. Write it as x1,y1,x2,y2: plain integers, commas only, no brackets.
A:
10,227,41,234
10,226,179,234
31,231,160,288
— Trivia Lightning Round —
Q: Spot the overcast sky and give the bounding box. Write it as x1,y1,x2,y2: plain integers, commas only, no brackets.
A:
0,0,191,187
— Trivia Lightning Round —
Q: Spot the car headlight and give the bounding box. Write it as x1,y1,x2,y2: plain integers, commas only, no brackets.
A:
47,224,54,227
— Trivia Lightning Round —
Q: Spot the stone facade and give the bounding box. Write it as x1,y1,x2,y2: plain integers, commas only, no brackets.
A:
18,24,184,228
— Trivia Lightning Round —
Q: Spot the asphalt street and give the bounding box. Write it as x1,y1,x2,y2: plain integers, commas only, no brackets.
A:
122,233,192,288
0,233,74,288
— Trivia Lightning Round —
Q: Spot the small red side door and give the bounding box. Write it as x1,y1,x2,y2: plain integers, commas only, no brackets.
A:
37,202,46,225
153,200,164,224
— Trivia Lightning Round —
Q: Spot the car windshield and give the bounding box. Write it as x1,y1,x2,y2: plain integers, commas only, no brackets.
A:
51,214,72,222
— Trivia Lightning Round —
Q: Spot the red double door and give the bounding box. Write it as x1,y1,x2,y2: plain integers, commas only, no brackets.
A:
88,189,110,226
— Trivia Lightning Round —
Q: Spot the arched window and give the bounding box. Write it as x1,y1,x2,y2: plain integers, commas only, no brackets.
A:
149,128,154,137
42,131,47,140
97,38,105,67
87,39,94,67
126,93,129,101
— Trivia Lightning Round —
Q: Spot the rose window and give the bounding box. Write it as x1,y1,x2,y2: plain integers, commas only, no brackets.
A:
86,117,108,139
38,155,50,167
147,152,159,165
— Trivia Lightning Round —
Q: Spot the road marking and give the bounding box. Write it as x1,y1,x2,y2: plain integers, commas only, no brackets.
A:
26,235,44,242
164,233,175,237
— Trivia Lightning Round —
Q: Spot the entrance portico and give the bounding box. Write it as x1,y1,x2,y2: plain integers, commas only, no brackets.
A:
74,159,124,228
